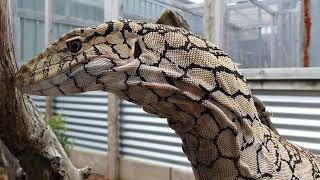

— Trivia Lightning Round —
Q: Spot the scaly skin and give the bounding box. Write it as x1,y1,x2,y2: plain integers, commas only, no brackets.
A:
156,9,278,136
15,19,320,179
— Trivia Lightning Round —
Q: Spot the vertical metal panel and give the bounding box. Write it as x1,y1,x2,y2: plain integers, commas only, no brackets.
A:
20,18,37,61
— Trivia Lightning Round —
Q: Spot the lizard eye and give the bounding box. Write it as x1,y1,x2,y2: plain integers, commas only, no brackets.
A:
66,39,83,54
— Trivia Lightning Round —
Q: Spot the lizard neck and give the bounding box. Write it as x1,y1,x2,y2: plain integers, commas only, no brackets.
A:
110,62,319,179
120,73,320,180
122,82,260,179
165,95,259,179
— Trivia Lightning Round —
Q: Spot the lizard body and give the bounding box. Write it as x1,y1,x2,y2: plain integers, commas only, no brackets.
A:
156,9,278,135
15,19,320,179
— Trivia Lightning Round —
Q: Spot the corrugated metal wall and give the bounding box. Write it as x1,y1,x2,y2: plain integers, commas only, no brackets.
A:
117,90,320,168
55,92,108,152
16,0,104,63
32,92,109,152
119,101,190,168
253,90,320,155
31,89,320,169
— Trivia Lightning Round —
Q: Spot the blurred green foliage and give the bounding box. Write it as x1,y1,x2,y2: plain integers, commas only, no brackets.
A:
45,114,73,156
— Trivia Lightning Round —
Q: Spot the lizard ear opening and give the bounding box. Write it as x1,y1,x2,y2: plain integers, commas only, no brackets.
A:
134,42,142,59
156,9,190,31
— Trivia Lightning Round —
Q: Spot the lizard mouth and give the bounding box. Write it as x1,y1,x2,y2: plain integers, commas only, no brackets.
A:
16,54,120,95
15,53,107,93
16,63,80,94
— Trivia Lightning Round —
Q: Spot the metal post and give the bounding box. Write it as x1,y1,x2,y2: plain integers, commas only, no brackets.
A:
257,8,262,68
65,0,70,17
44,0,52,47
104,0,122,180
203,0,225,48
9,0,21,64
303,0,311,67
44,0,54,119
270,14,277,67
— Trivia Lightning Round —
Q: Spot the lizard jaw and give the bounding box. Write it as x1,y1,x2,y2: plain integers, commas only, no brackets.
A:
15,56,121,96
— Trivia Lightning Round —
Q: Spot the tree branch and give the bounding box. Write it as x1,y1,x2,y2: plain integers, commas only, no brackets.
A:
0,1,90,179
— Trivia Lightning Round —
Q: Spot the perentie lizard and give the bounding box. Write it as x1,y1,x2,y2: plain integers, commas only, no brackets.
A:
15,19,320,179
156,9,278,136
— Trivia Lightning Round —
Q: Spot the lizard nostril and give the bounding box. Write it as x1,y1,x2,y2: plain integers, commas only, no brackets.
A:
18,65,30,74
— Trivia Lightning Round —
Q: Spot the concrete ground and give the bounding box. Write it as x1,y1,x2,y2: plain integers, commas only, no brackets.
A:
88,174,108,180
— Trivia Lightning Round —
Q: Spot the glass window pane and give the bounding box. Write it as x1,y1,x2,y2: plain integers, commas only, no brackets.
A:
224,0,303,68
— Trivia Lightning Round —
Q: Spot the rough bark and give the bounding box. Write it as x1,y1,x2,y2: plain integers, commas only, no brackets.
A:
0,139,26,180
0,1,90,179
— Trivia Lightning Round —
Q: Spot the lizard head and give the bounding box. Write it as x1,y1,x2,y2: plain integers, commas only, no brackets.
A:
15,19,253,118
15,20,147,95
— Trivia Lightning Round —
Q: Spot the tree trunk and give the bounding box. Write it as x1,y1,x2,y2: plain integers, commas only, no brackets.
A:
0,1,90,179
0,139,26,180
